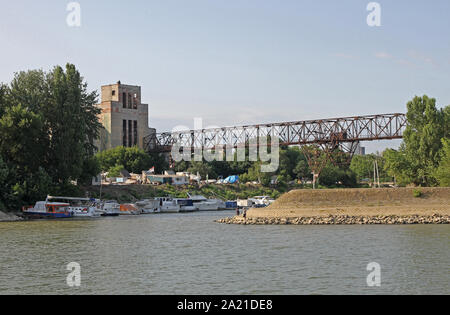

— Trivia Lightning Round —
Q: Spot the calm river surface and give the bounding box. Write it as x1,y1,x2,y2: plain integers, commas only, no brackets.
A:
0,211,449,295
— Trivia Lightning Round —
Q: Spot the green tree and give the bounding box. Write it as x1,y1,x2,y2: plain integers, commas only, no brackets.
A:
0,155,10,210
319,162,357,188
7,65,102,184
188,162,217,179
96,146,161,174
435,138,450,187
383,147,411,186
108,164,126,178
44,64,102,183
402,95,446,185
0,84,7,117
0,104,47,175
279,147,303,179
350,155,373,181
0,64,103,209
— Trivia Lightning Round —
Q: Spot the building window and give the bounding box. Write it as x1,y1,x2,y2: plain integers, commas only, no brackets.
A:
128,94,132,109
128,120,132,147
133,121,138,146
122,120,127,146
122,92,127,108
112,90,116,96
133,93,138,109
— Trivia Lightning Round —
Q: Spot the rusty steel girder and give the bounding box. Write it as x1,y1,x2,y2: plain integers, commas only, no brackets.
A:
144,113,407,153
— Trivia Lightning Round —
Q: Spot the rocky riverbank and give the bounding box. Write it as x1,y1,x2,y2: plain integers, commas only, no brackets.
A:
0,211,23,222
216,214,450,225
217,188,450,225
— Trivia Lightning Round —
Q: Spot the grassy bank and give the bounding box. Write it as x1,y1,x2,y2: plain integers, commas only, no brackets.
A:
83,183,284,203
246,187,450,218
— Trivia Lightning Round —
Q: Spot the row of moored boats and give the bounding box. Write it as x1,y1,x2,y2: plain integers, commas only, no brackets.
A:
22,194,244,219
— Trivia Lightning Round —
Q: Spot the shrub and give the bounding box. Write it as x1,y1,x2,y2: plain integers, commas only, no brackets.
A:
413,189,423,198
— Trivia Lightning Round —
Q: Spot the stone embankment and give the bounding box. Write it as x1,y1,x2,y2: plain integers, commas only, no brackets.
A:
217,188,450,225
0,211,23,222
216,214,450,225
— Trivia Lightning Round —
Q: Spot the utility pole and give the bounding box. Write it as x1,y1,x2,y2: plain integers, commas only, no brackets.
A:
373,161,376,188
373,159,380,188
376,160,380,188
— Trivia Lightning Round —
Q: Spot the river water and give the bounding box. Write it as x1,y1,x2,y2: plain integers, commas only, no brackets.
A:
0,211,448,295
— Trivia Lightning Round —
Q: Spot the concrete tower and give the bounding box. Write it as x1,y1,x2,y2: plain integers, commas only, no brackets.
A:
96,82,155,151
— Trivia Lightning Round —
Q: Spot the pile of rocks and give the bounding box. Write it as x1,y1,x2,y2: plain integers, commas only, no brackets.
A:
0,211,23,222
216,214,450,225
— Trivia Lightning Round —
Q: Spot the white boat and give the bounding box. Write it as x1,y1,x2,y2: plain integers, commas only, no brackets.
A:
188,194,226,211
136,199,161,214
47,196,101,218
100,200,121,216
249,196,275,207
156,197,180,213
174,198,197,212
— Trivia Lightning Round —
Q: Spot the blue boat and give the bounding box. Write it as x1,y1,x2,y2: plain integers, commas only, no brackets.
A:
22,201,73,219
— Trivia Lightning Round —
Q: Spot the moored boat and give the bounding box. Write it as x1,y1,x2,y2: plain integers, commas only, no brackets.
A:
119,203,140,215
100,200,121,216
175,198,197,212
156,197,180,213
47,196,101,218
136,199,161,214
249,196,275,207
188,194,226,211
22,201,73,219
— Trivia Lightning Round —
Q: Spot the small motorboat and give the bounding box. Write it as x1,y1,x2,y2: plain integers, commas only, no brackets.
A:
100,200,121,217
47,196,101,218
136,199,161,214
249,196,275,207
22,201,73,219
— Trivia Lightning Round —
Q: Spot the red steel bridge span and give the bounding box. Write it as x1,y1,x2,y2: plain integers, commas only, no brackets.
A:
144,113,407,176
144,113,406,153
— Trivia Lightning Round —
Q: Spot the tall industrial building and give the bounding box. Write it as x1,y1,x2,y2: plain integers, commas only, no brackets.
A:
96,82,155,151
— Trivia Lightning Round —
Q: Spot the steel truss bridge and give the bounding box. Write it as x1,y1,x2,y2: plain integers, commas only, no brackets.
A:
144,113,407,176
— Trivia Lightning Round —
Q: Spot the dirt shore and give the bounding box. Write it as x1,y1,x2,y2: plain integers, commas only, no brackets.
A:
217,187,450,225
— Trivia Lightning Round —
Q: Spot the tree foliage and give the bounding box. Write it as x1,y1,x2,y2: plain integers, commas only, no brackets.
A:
434,138,450,187
96,146,167,174
0,64,102,210
381,96,448,186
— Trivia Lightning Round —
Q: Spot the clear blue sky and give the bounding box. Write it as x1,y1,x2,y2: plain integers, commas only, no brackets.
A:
1,0,449,152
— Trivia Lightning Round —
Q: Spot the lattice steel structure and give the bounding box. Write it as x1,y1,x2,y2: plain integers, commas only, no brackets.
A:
144,113,407,154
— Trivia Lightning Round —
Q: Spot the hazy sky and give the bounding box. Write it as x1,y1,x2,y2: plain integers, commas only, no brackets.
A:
1,0,449,152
